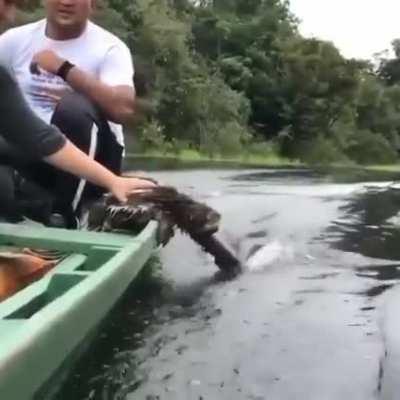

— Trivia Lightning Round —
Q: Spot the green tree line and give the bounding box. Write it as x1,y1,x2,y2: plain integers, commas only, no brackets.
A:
15,0,400,164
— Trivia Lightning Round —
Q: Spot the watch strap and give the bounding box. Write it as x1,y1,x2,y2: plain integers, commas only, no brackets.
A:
56,60,75,81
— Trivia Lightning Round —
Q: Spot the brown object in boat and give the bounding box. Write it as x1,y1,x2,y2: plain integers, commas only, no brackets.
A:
0,252,56,302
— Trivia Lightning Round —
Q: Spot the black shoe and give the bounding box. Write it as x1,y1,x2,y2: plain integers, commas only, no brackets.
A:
47,213,68,228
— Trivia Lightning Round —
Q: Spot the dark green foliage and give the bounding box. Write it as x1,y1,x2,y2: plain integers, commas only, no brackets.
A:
378,40,400,86
346,131,398,165
13,0,400,164
302,136,349,166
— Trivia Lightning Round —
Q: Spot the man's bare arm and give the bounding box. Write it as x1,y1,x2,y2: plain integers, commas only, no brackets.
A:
65,67,135,124
32,50,135,124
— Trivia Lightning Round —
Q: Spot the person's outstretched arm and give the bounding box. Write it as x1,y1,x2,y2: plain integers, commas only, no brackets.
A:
45,141,154,202
0,66,155,201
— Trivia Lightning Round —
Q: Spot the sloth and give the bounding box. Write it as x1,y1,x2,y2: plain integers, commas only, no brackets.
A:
88,186,241,275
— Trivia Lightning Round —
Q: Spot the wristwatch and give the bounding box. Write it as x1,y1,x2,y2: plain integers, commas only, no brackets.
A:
56,60,75,81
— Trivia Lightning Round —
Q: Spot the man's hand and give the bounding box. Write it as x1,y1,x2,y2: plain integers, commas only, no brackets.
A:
109,176,157,204
31,50,65,75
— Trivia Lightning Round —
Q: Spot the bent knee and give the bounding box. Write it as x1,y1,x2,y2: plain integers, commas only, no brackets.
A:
51,93,99,143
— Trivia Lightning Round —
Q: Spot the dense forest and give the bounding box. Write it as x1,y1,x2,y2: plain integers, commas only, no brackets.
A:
15,0,400,164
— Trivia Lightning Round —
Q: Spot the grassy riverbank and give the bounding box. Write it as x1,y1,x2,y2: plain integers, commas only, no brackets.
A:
126,149,301,168
364,165,400,173
125,150,400,183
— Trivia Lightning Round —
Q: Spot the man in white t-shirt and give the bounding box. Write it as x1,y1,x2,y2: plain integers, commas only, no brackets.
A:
0,0,136,227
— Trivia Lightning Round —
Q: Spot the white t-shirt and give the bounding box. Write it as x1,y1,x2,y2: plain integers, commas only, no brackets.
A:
0,19,134,146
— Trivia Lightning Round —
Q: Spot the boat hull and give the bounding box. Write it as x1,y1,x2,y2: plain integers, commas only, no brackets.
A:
0,221,158,399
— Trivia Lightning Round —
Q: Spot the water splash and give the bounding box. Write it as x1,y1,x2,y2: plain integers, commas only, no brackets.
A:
245,240,293,272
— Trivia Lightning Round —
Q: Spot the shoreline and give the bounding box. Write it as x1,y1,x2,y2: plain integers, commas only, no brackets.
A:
126,152,400,173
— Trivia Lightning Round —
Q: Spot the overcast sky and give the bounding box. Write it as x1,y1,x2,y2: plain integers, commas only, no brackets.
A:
289,0,400,60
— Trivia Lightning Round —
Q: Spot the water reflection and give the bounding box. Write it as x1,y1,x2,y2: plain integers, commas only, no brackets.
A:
299,272,340,280
54,258,168,400
227,169,322,184
54,255,224,400
53,164,400,400
228,167,400,184
344,284,396,299
362,284,394,298
325,187,400,260
356,264,400,281
322,186,400,300
251,213,278,224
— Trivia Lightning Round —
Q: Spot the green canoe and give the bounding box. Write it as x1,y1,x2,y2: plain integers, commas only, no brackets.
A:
0,221,158,399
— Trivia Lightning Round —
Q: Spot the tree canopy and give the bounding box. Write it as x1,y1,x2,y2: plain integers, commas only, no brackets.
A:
15,0,400,164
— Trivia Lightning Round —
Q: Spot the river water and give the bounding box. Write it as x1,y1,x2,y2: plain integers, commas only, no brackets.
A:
55,165,400,400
